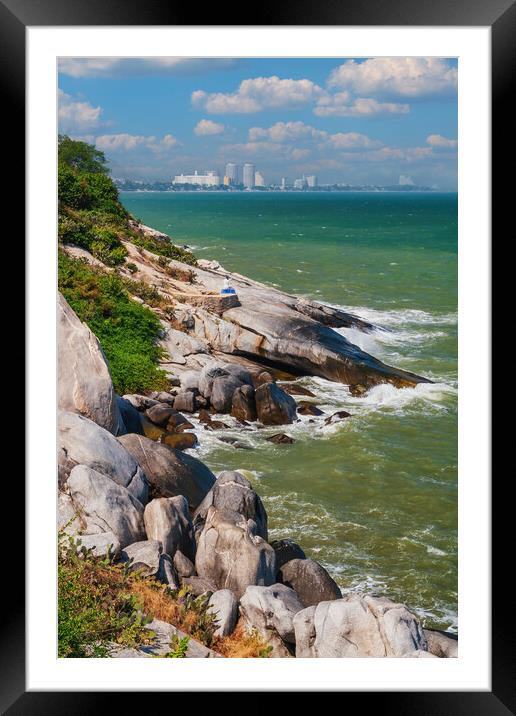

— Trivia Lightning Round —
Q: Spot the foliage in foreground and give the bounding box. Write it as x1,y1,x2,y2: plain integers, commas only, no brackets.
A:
58,251,169,395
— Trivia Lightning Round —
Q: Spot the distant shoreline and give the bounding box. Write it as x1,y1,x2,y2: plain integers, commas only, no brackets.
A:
118,188,456,195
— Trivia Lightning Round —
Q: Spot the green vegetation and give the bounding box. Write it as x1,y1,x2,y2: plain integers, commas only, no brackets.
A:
58,533,152,658
130,233,197,266
58,251,168,394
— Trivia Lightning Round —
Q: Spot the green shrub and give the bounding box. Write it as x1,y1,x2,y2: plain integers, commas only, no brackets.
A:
58,252,169,394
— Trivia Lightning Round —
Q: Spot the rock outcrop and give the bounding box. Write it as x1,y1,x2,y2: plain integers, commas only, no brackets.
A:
58,292,124,434
278,558,341,607
143,496,196,561
240,584,304,655
208,589,239,638
255,383,297,425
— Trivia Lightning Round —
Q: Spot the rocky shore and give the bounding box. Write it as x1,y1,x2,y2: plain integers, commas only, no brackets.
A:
58,225,457,659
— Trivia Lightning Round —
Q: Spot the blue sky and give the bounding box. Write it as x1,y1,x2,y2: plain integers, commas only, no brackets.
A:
58,57,458,187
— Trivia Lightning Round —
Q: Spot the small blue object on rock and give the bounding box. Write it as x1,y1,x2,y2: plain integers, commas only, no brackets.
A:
220,277,237,295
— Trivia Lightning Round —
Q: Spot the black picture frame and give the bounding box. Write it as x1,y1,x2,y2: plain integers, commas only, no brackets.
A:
3,0,509,709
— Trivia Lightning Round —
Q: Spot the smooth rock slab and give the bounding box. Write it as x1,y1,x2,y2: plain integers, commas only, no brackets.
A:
278,558,341,607
58,410,148,504
193,471,268,541
143,496,196,561
195,507,276,599
294,594,428,658
68,465,145,549
208,589,239,638
117,433,215,510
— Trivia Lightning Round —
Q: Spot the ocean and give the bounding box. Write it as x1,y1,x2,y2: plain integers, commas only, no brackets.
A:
120,191,458,631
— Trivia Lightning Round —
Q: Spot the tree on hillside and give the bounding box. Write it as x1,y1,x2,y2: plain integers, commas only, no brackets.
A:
58,135,109,174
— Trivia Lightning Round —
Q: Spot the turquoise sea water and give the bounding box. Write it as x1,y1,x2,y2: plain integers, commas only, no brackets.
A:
120,191,458,631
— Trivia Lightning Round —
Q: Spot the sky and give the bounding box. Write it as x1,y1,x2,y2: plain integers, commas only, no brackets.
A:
58,57,458,188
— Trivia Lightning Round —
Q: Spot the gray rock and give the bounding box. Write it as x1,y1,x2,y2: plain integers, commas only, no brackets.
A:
120,539,162,576
423,629,458,658
198,362,251,399
180,371,201,391
154,391,176,405
75,532,121,559
210,375,243,413
143,496,196,561
68,465,145,548
182,575,218,597
122,394,159,411
146,403,176,427
294,594,428,658
157,554,181,589
193,471,268,541
116,396,144,435
271,539,306,570
117,433,215,510
240,583,304,645
110,618,221,658
402,650,439,658
58,410,148,504
208,589,239,637
255,382,297,425
58,292,123,435
173,390,198,413
278,558,341,607
231,384,257,422
195,506,276,599
173,550,196,578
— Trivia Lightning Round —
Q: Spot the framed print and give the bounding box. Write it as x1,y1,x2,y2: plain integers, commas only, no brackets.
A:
2,0,510,709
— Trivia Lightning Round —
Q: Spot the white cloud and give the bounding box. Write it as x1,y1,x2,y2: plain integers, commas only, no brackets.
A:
327,132,383,149
58,57,239,78
327,58,457,98
249,121,326,143
95,133,180,153
58,89,102,132
194,119,225,136
314,96,410,117
192,76,324,114
426,134,458,148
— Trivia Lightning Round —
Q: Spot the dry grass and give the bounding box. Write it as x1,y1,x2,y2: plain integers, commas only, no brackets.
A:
215,622,272,658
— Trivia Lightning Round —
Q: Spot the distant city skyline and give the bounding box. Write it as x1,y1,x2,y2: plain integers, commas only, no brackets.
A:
58,57,458,188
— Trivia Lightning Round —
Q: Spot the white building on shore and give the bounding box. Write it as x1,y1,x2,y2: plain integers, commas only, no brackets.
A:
243,163,255,189
173,170,220,187
254,170,265,187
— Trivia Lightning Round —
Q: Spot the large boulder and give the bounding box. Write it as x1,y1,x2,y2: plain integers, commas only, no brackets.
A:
193,471,268,541
67,465,145,548
143,496,196,561
240,584,304,648
117,434,215,510
231,384,257,422
195,507,276,599
255,383,297,425
120,539,180,587
198,363,252,400
423,629,458,658
210,375,243,413
58,292,123,435
58,410,148,504
208,590,239,638
293,594,428,658
270,539,306,571
116,396,144,435
146,403,176,427
172,390,198,413
278,558,341,607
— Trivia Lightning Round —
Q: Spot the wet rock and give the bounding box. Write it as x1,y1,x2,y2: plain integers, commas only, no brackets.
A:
195,507,276,599
154,391,177,405
211,375,243,413
198,409,213,425
266,433,295,444
349,384,368,397
174,420,195,432
231,384,257,422
58,410,148,504
208,589,239,637
58,292,123,435
279,383,316,398
233,441,253,450
324,410,352,425
117,433,215,510
140,415,166,441
116,396,144,435
270,539,306,570
294,594,428,658
255,383,297,425
143,496,196,561
193,470,268,541
278,558,341,607
166,412,189,430
297,401,324,416
254,370,275,386
161,432,198,450
68,465,145,548
173,390,199,413
146,403,177,427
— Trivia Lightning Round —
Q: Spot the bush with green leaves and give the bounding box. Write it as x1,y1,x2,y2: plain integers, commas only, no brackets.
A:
58,251,169,395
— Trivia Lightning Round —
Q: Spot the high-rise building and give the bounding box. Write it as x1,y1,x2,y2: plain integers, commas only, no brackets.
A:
225,162,238,185
280,177,288,190
173,170,220,186
243,163,255,189
254,171,265,187
293,177,307,190
306,175,317,188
